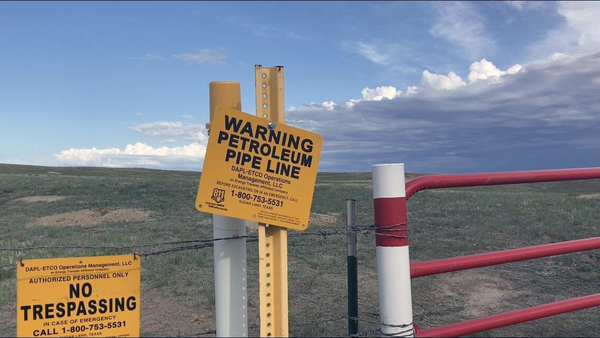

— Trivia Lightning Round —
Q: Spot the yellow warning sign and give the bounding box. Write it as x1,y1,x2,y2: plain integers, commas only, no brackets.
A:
17,255,140,337
196,106,323,231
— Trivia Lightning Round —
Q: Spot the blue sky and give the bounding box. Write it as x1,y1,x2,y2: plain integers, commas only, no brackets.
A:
1,1,599,173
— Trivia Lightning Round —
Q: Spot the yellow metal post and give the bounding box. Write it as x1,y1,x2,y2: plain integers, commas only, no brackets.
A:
206,82,242,135
255,65,289,337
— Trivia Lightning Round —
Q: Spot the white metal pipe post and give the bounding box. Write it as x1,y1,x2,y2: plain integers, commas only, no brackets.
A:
208,82,248,337
372,163,414,337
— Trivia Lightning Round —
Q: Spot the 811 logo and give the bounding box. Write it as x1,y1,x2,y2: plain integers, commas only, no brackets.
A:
211,188,226,203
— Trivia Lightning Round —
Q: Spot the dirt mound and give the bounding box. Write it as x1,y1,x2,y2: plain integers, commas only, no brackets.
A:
29,208,151,227
12,195,68,203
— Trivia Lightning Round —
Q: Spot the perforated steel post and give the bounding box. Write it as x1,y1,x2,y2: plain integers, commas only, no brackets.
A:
255,65,289,337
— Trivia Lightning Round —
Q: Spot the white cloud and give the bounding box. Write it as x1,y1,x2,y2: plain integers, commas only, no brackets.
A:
322,101,336,110
361,86,398,101
188,132,207,143
468,59,522,83
341,41,395,65
548,53,567,61
129,121,207,142
286,51,600,172
529,2,600,59
421,70,466,90
343,99,360,109
173,48,228,65
181,115,194,119
505,1,545,11
135,112,147,117
506,64,523,74
128,53,163,61
506,1,524,10
55,142,206,169
557,2,600,48
429,2,495,60
354,42,390,65
289,102,332,112
291,59,522,115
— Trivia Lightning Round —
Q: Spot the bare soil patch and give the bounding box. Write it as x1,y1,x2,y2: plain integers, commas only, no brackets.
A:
142,287,215,336
434,270,526,318
577,193,600,199
12,195,68,203
29,208,151,227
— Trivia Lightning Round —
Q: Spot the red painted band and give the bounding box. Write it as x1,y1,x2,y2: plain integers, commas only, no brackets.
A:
374,197,408,247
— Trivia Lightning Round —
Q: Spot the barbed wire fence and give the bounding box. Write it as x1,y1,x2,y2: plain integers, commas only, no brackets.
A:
0,222,404,337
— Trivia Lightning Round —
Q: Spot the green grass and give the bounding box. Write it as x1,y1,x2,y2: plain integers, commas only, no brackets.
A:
1,164,600,336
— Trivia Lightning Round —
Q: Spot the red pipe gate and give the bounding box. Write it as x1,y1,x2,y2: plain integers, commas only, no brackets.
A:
371,165,600,337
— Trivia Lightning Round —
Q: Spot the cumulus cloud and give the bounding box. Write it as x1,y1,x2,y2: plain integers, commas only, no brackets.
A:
55,142,206,170
361,86,398,101
173,48,228,65
468,59,522,83
421,70,466,90
287,51,600,173
291,59,523,115
429,2,495,60
129,121,207,143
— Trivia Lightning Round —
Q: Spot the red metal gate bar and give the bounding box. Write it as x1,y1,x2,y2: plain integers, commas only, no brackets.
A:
405,167,600,201
411,236,600,278
417,293,600,337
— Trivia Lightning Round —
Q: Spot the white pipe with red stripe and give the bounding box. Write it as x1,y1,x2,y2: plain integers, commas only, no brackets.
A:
372,163,414,337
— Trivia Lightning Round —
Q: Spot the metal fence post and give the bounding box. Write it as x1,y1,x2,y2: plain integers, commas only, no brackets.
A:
372,163,414,337
208,82,248,337
347,199,359,336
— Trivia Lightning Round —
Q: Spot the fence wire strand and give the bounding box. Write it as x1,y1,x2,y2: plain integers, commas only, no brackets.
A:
0,224,389,273
0,223,406,336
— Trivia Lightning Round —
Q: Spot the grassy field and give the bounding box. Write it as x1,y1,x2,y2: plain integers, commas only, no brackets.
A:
1,163,600,336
